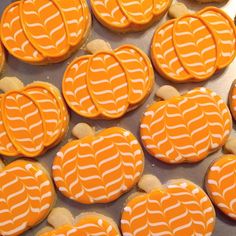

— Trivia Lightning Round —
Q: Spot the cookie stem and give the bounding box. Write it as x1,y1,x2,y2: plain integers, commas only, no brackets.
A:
72,123,95,139
224,137,236,155
86,39,112,54
0,77,24,92
155,85,180,100
47,208,74,229
138,174,163,193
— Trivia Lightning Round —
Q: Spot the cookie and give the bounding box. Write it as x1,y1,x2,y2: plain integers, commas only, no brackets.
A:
0,159,55,236
37,208,121,236
205,138,236,220
121,174,215,236
228,79,236,121
0,0,91,64
63,39,154,119
151,7,236,82
90,0,172,32
0,77,69,157
53,124,144,204
140,86,232,164
206,155,236,220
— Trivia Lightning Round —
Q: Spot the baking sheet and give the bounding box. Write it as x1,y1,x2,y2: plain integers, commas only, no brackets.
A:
0,0,236,235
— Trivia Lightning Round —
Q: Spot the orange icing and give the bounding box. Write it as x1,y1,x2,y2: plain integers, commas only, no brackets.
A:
0,0,90,64
173,15,218,80
62,44,154,119
23,82,67,147
39,214,119,236
121,179,215,236
198,7,236,70
151,7,236,82
0,2,45,64
53,127,144,204
140,87,232,164
90,0,171,32
0,82,68,158
2,91,45,157
0,160,54,236
0,95,19,157
151,20,191,82
206,155,236,220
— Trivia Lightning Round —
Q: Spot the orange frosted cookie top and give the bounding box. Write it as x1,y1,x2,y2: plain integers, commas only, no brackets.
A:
0,160,54,236
90,0,171,32
141,87,232,164
53,127,144,204
151,7,236,82
0,78,68,158
206,155,236,220
121,175,215,236
1,0,91,64
62,40,154,119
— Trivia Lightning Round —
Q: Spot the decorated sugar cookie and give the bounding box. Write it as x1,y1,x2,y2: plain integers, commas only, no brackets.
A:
0,0,91,64
63,39,154,119
0,159,55,236
0,77,69,157
37,208,121,236
121,175,215,236
205,138,236,220
228,79,236,121
53,124,144,204
90,0,172,32
151,7,236,82
140,86,232,164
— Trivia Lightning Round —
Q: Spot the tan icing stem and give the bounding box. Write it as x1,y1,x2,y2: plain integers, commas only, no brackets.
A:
72,123,95,139
138,174,163,193
0,77,24,93
155,85,180,100
168,2,192,19
47,207,74,229
86,39,112,54
224,137,236,155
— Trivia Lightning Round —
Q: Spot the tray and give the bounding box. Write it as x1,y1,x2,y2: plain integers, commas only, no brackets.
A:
0,0,236,235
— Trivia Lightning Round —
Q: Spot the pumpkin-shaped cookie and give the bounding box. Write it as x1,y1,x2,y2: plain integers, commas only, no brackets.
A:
205,138,236,220
53,125,144,204
0,0,91,64
140,86,232,164
121,175,215,236
206,155,236,220
63,39,154,119
151,7,236,82
0,77,69,157
90,0,172,32
0,159,55,236
37,208,121,236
